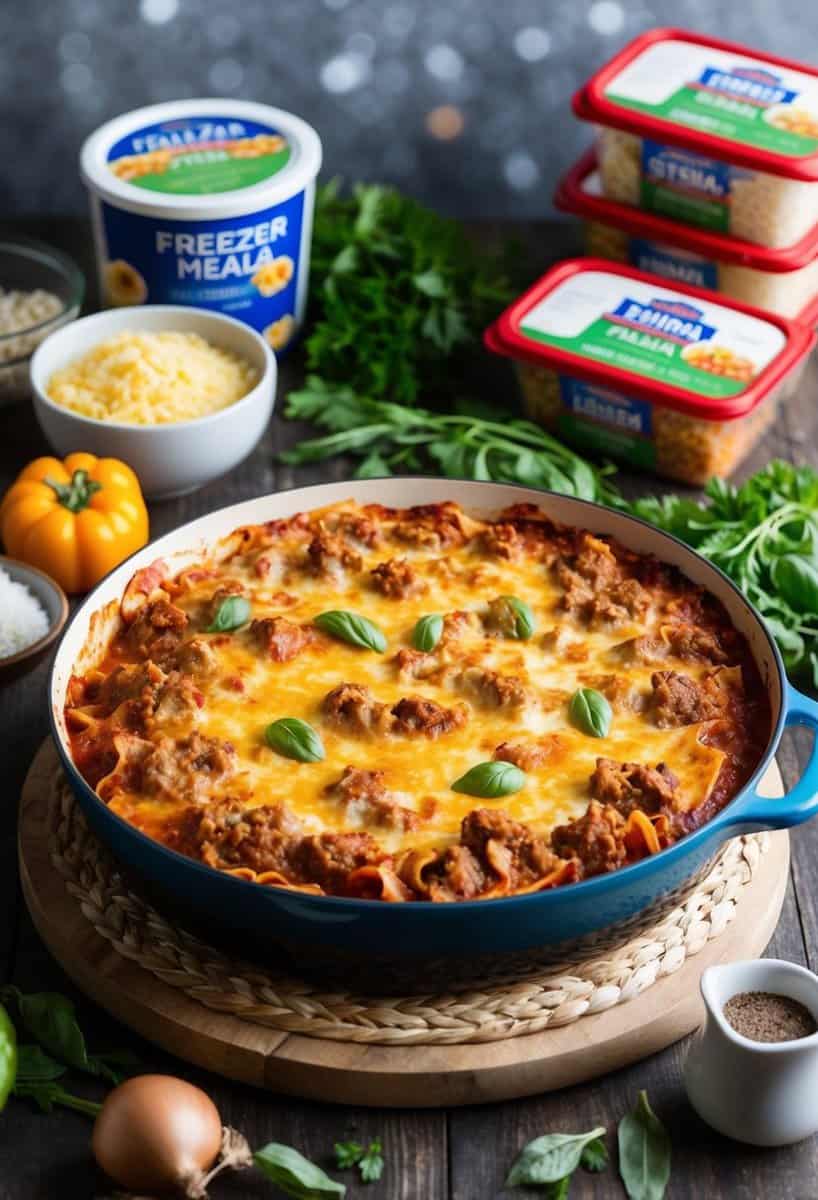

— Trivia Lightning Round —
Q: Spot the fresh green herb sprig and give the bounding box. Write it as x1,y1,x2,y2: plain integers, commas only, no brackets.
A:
305,181,513,410
254,1142,346,1197
334,1139,384,1183
569,688,613,739
451,761,526,799
412,614,444,652
0,989,139,1119
505,1127,607,1194
617,1091,671,1200
505,1093,669,1197
0,987,133,1085
282,380,619,505
265,717,326,763
315,608,387,652
623,461,818,684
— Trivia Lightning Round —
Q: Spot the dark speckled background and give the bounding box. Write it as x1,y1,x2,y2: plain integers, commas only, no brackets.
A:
4,0,818,218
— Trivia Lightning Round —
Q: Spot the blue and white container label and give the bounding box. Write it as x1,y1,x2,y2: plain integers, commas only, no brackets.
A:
628,237,719,291
557,376,657,468
95,191,306,351
81,100,323,354
640,139,754,234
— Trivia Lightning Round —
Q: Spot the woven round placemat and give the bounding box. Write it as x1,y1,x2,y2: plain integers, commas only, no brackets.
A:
48,771,769,1047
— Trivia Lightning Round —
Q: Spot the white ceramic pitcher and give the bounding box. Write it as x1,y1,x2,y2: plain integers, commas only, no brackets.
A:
684,959,818,1146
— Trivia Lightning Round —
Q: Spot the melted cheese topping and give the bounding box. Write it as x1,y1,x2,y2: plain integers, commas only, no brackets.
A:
151,568,718,851
76,500,757,873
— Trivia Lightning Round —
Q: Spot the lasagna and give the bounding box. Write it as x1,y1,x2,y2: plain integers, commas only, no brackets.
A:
64,500,769,902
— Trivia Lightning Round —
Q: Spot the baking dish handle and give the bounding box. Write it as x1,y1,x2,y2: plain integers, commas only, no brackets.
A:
728,685,818,831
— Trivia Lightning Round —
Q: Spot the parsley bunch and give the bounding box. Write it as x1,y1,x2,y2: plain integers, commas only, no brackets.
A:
282,379,620,505
304,181,513,408
626,461,818,684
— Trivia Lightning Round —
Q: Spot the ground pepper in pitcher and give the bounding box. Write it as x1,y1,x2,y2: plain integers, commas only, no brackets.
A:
723,991,817,1043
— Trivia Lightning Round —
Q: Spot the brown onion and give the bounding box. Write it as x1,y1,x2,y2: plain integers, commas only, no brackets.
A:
92,1074,224,1196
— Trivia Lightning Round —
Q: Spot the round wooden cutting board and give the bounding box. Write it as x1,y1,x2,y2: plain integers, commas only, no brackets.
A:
19,741,790,1108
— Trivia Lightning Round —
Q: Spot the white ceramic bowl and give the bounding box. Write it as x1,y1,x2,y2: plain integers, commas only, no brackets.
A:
30,305,276,500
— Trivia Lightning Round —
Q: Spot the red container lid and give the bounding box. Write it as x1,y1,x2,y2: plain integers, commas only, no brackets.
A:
555,149,818,272
573,28,818,182
485,258,815,421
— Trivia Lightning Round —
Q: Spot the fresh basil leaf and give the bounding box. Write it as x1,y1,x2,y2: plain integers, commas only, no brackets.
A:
15,1044,65,1083
0,1002,16,1112
771,554,818,614
207,595,251,633
334,1141,363,1169
506,1126,606,1186
618,1091,671,1200
452,761,526,799
502,595,536,640
254,1143,346,1198
359,1141,384,1183
412,614,443,652
0,988,128,1085
315,610,387,652
5,989,91,1076
569,688,612,739
580,1136,608,1172
265,718,326,763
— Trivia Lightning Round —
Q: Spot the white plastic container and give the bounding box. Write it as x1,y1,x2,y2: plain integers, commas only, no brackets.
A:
574,30,818,249
80,99,322,355
485,259,815,486
555,152,818,323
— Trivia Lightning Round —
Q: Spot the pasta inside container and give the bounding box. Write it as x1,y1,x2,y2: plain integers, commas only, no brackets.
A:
595,128,818,249
485,259,815,487
585,221,818,318
554,152,818,321
514,357,791,486
574,31,818,250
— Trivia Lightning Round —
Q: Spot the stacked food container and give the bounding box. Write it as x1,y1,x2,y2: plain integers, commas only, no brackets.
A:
486,29,818,484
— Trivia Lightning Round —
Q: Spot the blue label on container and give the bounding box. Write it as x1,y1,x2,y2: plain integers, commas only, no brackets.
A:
557,377,656,467
642,140,731,197
628,238,719,291
640,140,745,232
560,377,653,435
98,191,304,352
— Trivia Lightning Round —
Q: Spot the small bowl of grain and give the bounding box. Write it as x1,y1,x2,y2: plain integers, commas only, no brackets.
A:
0,239,84,405
0,557,69,683
30,305,276,499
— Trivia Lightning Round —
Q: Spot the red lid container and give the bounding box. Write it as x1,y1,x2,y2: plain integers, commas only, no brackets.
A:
485,259,815,484
486,258,813,421
573,28,818,182
556,150,818,275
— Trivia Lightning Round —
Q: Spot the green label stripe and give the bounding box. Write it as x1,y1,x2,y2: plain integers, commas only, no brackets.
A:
520,316,747,399
640,178,729,232
557,412,657,468
608,87,818,158
126,148,291,196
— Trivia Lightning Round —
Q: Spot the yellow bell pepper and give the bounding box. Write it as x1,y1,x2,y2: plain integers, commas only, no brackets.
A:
0,452,149,593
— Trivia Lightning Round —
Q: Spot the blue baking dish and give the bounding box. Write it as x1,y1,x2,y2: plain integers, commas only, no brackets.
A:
48,478,818,984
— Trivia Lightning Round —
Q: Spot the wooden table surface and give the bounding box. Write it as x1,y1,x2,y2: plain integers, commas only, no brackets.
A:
1,216,817,1200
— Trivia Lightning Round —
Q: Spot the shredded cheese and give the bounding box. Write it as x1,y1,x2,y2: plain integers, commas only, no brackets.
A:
47,330,258,425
